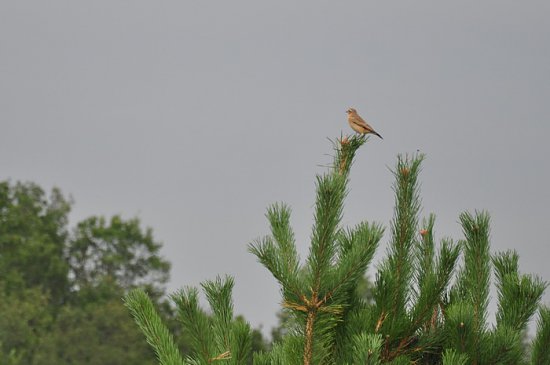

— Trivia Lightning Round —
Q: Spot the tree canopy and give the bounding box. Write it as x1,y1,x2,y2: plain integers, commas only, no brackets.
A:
0,180,170,364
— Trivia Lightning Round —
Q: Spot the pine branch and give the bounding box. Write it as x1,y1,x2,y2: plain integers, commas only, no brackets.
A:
442,349,469,365
482,325,523,364
414,214,437,300
457,211,491,330
202,276,235,358
332,134,367,177
493,251,547,332
451,211,491,364
300,136,368,365
172,277,252,365
230,319,253,365
351,333,383,364
266,203,300,281
171,287,213,364
388,154,423,316
410,236,460,336
374,154,423,360
531,306,550,365
248,236,302,302
322,222,383,307
253,336,303,365
306,172,347,295
124,289,186,365
444,301,477,357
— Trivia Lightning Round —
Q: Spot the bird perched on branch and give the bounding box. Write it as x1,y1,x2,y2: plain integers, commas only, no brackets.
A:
346,108,383,139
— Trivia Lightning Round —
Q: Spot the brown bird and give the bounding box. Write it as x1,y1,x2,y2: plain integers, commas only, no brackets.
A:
346,108,383,139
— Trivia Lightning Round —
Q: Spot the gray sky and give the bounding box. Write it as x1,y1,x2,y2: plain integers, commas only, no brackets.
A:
1,1,549,334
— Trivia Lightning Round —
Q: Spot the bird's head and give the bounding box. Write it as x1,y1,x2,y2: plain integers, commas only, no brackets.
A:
346,108,357,115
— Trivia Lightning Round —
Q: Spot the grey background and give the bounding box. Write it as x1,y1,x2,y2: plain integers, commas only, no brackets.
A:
1,1,549,334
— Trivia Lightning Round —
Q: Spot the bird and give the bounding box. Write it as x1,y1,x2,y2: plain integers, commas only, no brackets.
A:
346,108,383,139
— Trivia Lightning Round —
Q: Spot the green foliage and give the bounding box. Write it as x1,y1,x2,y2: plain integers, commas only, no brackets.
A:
0,181,70,304
125,289,184,365
443,214,547,365
531,306,550,365
249,135,385,364
441,349,468,365
0,285,51,364
445,212,492,363
378,154,423,321
0,180,170,364
350,333,383,364
372,155,461,362
125,134,548,365
454,211,492,330
36,296,156,365
125,276,253,365
68,215,170,295
493,251,546,332
251,136,548,364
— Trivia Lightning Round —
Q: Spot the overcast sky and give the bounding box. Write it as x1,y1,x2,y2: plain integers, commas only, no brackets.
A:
1,1,549,335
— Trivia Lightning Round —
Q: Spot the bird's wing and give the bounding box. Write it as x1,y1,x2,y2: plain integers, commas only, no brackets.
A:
351,116,374,131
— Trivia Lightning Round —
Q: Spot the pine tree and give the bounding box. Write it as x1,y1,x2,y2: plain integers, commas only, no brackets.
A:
125,134,549,364
251,136,387,365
